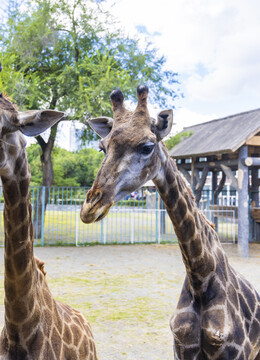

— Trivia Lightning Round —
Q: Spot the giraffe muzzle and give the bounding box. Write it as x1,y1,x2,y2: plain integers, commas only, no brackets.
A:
80,201,112,224
80,189,113,224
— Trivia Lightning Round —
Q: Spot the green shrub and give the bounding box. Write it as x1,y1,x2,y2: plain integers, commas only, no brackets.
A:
117,199,146,208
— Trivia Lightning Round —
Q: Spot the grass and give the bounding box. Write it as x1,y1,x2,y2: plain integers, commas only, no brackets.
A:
46,268,178,328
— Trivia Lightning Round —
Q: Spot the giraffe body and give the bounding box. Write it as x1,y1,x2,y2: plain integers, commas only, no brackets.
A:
80,85,260,359
0,90,97,359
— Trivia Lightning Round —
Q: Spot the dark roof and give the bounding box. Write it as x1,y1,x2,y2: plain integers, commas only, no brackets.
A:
169,108,260,158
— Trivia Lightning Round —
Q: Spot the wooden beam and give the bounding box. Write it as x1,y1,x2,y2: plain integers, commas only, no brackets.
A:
220,164,238,191
195,165,209,204
179,168,191,184
245,136,260,146
191,158,197,193
178,158,238,171
194,168,200,184
243,157,260,167
215,171,226,196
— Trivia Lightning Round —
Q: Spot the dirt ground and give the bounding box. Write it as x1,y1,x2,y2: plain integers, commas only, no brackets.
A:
1,244,260,360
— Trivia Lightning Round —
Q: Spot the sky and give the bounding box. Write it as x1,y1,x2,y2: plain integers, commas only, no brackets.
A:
1,0,260,141
102,0,260,134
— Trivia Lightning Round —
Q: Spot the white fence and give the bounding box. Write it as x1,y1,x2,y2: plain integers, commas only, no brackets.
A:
75,208,236,246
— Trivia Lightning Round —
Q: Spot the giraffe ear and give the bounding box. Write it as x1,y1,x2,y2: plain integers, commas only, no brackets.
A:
88,117,114,138
17,110,64,136
155,109,173,140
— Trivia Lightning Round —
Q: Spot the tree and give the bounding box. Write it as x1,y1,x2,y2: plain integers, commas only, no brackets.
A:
0,0,179,235
164,131,193,150
26,144,104,187
26,144,43,186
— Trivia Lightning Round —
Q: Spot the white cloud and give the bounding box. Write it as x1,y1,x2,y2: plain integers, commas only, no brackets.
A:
103,0,260,122
185,16,260,101
171,108,217,135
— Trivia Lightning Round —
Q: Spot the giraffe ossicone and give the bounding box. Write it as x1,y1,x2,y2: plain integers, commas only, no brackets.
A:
81,85,260,359
0,64,97,360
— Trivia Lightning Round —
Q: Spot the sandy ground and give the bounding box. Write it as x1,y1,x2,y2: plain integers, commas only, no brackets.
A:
1,244,260,359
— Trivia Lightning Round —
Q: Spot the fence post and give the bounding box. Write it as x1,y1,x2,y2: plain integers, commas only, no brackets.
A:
131,209,135,244
248,192,252,242
155,191,159,243
41,186,45,246
75,210,79,246
101,219,104,244
207,190,210,211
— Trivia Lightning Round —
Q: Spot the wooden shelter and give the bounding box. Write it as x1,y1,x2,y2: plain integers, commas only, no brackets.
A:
169,108,260,256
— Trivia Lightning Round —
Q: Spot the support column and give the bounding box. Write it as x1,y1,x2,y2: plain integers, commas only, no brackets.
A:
251,154,260,207
194,164,209,205
211,171,218,231
212,171,218,204
238,146,249,257
251,155,260,240
191,157,197,194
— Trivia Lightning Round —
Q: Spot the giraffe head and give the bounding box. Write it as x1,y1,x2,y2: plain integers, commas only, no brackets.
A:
0,64,64,177
80,85,173,223
0,94,64,177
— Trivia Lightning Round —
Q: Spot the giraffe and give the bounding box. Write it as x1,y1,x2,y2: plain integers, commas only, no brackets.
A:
0,78,97,358
80,85,260,359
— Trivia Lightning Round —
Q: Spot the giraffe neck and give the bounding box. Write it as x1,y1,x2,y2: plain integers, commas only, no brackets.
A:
153,144,222,294
1,147,40,343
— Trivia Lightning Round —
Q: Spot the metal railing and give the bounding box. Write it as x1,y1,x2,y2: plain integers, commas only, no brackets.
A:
75,208,178,246
0,186,238,246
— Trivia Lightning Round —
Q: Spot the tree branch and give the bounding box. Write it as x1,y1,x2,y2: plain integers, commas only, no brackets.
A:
35,135,47,152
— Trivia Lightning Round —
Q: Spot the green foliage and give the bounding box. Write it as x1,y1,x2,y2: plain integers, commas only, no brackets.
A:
26,144,42,185
26,144,104,186
1,0,180,189
119,200,147,208
0,0,179,132
164,131,193,150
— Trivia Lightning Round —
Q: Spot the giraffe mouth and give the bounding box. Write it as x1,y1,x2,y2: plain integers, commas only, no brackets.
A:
95,205,112,222
80,202,113,224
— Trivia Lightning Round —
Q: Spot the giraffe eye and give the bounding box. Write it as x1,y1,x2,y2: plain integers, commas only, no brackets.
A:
139,142,155,155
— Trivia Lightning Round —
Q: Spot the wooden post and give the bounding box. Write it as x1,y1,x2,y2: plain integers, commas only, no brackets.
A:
251,168,259,207
251,154,260,240
160,197,166,235
212,171,218,204
195,164,209,205
191,157,197,193
211,171,218,231
238,145,249,257
179,167,191,184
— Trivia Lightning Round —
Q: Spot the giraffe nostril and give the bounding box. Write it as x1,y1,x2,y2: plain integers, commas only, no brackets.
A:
88,190,102,205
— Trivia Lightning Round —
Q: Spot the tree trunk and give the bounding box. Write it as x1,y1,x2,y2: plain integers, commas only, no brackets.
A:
33,121,58,239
